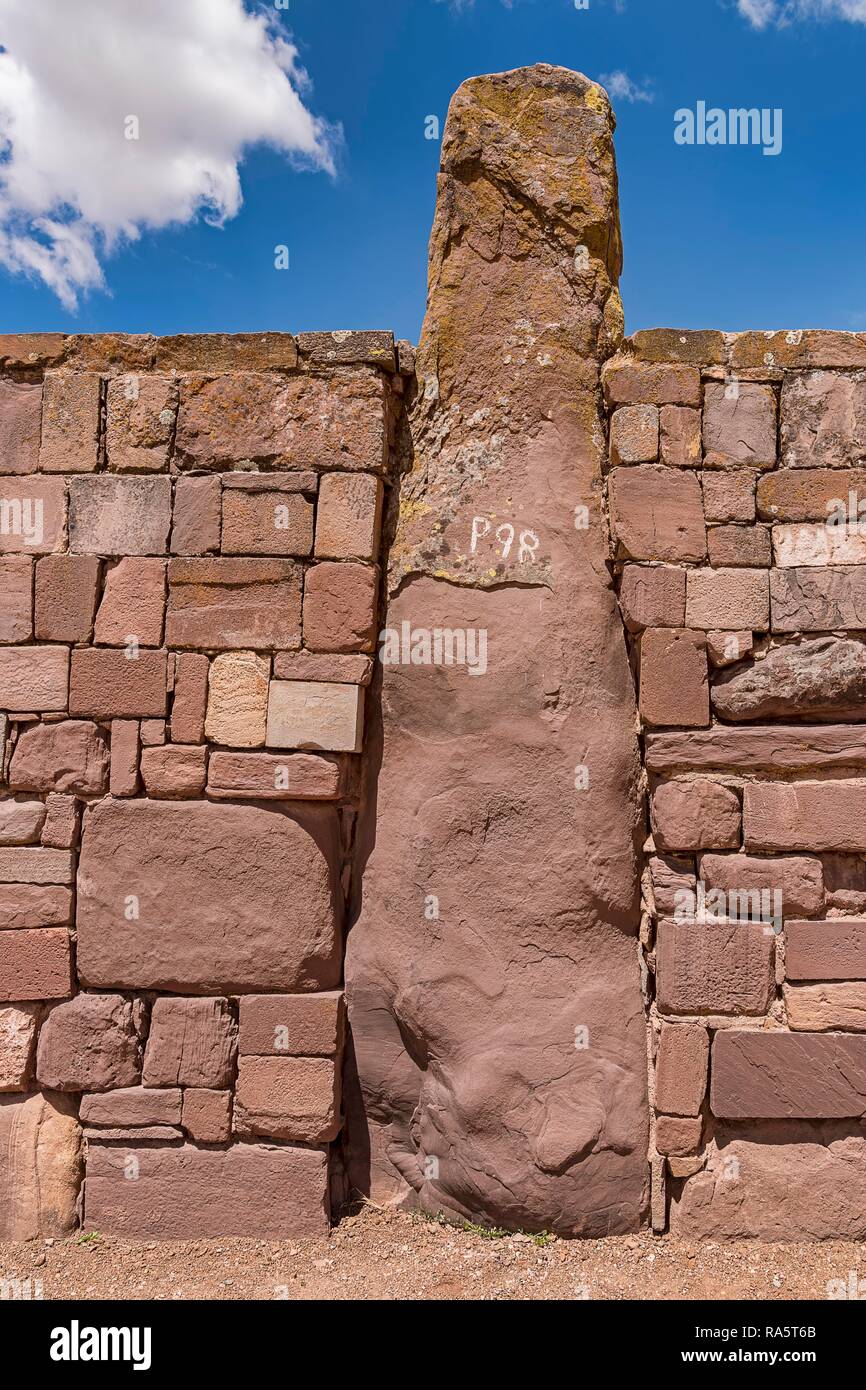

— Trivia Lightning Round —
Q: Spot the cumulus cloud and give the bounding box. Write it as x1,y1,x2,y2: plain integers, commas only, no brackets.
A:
0,0,337,309
599,70,654,103
738,0,866,26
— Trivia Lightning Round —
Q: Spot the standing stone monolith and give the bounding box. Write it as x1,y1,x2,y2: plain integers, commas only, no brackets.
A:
346,64,649,1234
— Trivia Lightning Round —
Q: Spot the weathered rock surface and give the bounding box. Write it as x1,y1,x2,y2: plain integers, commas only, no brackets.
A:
711,1029,866,1118
712,637,866,721
0,1090,82,1239
143,997,237,1088
8,719,109,795
77,798,340,993
0,1003,40,1091
346,66,648,1235
36,993,141,1092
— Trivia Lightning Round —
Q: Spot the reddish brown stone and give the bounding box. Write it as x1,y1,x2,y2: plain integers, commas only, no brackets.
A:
143,997,236,1088
273,650,373,685
37,993,140,1091
238,991,344,1056
171,475,221,556
139,718,165,746
785,918,866,981
712,637,866,722
181,1088,231,1143
771,566,866,632
77,798,340,993
0,1091,81,1238
41,795,80,850
639,628,708,728
784,981,866,1031
702,470,757,523
0,380,41,475
35,555,100,642
207,750,341,800
655,1023,709,1117
609,404,658,464
69,649,168,719
234,1055,340,1142
39,371,100,473
94,558,166,646
140,744,207,798
80,1087,182,1127
656,919,774,1015
602,360,701,407
0,1003,40,1091
651,779,740,852
0,800,45,845
83,1141,328,1238
171,653,209,743
706,630,753,667
655,1114,702,1156
109,720,139,796
711,1030,866,1118
699,852,823,919
69,476,172,555
659,405,701,468
781,369,866,468
0,928,72,1000
744,781,866,852
619,564,685,632
222,471,317,494
706,525,771,568
165,558,302,650
686,568,769,631
204,650,268,747
627,329,727,365
302,561,378,652
221,489,314,557
757,467,866,523
314,472,384,560
0,847,72,883
609,465,706,562
0,558,32,642
105,374,177,472
153,332,298,373
297,329,396,369
175,369,388,473
9,720,108,795
646,725,866,775
0,646,68,712
0,475,66,555
0,885,72,930
703,383,777,470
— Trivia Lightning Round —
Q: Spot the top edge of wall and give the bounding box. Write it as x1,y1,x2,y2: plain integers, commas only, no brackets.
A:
623,328,866,371
0,331,416,377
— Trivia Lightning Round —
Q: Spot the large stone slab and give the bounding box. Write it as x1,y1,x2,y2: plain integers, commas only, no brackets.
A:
166,558,302,650
646,725,866,772
0,1090,82,1238
346,66,648,1235
77,798,340,993
712,636,866,721
771,567,866,631
711,1030,866,1118
781,369,866,467
83,1141,329,1239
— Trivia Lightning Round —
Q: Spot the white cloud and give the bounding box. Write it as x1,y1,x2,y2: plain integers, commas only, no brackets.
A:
0,0,337,309
738,0,866,26
599,70,654,103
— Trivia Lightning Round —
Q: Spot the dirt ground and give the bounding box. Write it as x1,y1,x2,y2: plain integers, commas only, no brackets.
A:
1,1204,863,1300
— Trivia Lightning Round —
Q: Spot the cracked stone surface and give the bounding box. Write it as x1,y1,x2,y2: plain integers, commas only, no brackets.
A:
712,636,866,722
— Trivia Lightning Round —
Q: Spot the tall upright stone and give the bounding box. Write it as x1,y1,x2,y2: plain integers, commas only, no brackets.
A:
345,65,648,1234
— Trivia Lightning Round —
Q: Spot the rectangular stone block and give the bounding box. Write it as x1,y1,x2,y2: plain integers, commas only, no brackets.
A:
702,382,777,470
0,646,68,712
699,853,824,919
266,680,364,753
0,476,66,555
0,557,32,643
221,471,317,493
609,466,706,563
83,1142,329,1238
69,649,168,718
639,629,708,728
140,745,207,798
602,360,701,407
685,568,769,631
654,1023,709,1117
744,781,866,852
711,1029,866,1118
39,371,100,473
0,1003,39,1090
109,720,140,797
0,884,73,930
757,468,866,523
35,555,100,642
94,557,166,646
165,558,302,650
171,653,209,743
0,380,41,475
702,470,757,523
80,1087,183,1127
0,848,73,883
706,525,771,568
181,1088,231,1143
783,981,866,1031
234,1055,340,1143
781,369,866,468
221,490,314,557
646,725,866,774
771,567,866,631
105,374,177,472
785,918,866,981
609,404,658,465
171,475,221,555
238,991,344,1056
0,928,72,1000
773,522,866,567
143,997,236,1088
297,329,396,369
302,561,378,652
659,405,700,468
41,795,80,850
0,801,45,846
204,650,268,747
619,564,685,632
68,476,172,555
314,472,384,560
207,751,342,800
656,919,774,1015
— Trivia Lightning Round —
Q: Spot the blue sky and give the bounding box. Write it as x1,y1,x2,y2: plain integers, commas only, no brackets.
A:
1,0,866,341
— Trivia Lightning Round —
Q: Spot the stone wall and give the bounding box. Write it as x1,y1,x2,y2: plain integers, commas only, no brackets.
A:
606,329,866,1239
0,330,405,1239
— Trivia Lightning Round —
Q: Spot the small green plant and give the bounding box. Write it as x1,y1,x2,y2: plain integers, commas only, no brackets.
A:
460,1220,509,1240
76,1230,101,1245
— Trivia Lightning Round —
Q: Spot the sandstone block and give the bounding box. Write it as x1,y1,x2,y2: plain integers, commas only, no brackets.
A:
656,919,774,1015
234,1055,340,1142
238,990,344,1057
181,1088,231,1143
272,650,373,685
712,637,866,722
69,476,172,555
655,1114,702,1157
207,750,341,800
646,725,866,775
94,558,166,646
0,847,73,883
0,380,41,475
302,561,378,652
39,371,100,472
140,744,207,798
651,778,741,852
41,795,80,850
139,718,165,746
79,1086,182,1127
774,521,866,567
771,566,866,631
648,854,695,917
0,646,68,712
77,798,339,993
707,525,770,568
784,981,866,1031
602,360,701,407
703,383,777,470
706,630,753,667
609,465,706,562
154,333,299,373
170,475,221,555
297,329,396,369
699,852,823,918
781,369,866,467
69,648,168,718
165,558,302,650
35,555,100,641
106,374,177,472
109,720,139,796
266,680,364,753
37,993,140,1091
785,918,866,980
204,650,269,747
8,719,108,795
702,470,757,523
222,471,317,494
143,997,236,1088
639,629,708,728
655,1023,708,1117
609,404,658,464
314,472,384,560
744,781,866,852
0,1091,81,1238
659,405,701,468
0,1003,39,1090
0,557,32,642
0,885,72,930
171,653,209,743
83,1141,329,1238
757,467,866,522
221,489,314,557
686,567,769,631
0,476,66,555
0,928,72,1000
618,564,685,632
711,1029,866,1118
0,799,45,845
